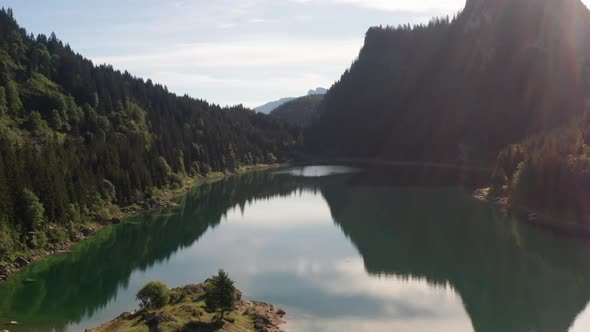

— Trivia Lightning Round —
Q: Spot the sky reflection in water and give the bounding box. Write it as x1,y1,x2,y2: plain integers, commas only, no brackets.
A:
2,166,590,332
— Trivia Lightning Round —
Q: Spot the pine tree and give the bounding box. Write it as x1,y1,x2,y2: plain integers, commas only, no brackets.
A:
205,270,237,321
5,80,22,116
19,188,45,233
0,86,7,116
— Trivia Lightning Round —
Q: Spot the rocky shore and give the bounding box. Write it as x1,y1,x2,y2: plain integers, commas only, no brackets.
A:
473,187,590,236
86,283,286,332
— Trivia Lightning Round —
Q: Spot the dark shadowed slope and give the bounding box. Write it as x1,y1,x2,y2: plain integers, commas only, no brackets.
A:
310,0,590,163
270,94,323,127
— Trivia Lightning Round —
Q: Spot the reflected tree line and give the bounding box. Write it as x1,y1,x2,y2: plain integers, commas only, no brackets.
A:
1,168,590,332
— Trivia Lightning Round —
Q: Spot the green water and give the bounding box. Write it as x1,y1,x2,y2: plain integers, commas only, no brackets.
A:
2,165,590,332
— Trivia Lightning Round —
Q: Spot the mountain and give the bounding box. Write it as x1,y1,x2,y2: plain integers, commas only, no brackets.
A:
0,8,301,263
307,0,590,225
310,0,590,163
255,87,327,114
254,97,296,114
270,94,323,127
307,87,327,96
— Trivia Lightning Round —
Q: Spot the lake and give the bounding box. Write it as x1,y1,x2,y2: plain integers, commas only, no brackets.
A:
2,165,590,332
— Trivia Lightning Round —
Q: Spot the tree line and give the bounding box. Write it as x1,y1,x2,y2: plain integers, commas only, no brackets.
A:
490,108,590,224
0,8,302,263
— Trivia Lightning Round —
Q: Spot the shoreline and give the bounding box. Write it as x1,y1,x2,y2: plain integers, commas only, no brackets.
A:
473,188,590,236
0,163,285,285
297,157,493,172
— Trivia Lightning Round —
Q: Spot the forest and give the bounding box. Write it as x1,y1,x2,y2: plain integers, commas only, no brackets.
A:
490,111,590,225
2,0,590,267
307,17,455,159
0,8,301,264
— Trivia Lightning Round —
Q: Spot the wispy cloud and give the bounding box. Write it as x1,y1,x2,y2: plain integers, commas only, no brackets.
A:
92,37,360,69
334,0,464,13
5,0,473,107
216,22,237,29
289,0,464,13
91,36,361,107
248,18,276,24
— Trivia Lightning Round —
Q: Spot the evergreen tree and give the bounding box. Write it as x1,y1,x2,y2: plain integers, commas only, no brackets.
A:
155,156,173,185
19,188,45,232
5,80,22,115
0,86,7,116
205,269,237,321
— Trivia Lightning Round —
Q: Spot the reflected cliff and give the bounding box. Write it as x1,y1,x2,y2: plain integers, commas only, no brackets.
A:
319,170,590,332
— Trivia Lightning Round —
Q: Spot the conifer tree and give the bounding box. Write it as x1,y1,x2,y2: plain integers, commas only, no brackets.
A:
205,270,237,321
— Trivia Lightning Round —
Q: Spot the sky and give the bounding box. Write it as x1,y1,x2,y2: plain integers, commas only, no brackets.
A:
2,0,586,108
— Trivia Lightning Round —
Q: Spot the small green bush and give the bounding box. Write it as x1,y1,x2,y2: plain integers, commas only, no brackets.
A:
0,221,15,256
47,227,68,245
170,173,184,189
137,281,170,309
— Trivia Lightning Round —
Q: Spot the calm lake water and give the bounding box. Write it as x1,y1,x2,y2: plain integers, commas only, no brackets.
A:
3,165,590,332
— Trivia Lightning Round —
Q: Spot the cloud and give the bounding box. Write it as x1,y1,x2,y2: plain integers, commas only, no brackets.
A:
90,36,361,106
335,0,464,12
289,0,465,13
216,22,237,29
247,17,276,24
92,37,360,69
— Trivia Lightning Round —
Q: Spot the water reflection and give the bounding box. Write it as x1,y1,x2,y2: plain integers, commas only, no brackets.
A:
0,167,589,331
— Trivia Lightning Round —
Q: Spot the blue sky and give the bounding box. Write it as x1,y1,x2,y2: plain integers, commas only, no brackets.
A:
4,0,585,107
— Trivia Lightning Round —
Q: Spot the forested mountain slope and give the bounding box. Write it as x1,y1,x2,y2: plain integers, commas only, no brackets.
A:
255,97,295,114
0,8,300,263
270,94,323,127
310,0,590,163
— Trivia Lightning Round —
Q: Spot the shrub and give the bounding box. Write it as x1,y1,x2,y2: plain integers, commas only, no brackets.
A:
0,220,15,257
137,281,170,309
170,173,184,189
47,227,68,245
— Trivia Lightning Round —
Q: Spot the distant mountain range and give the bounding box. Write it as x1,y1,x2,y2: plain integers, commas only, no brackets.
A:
255,87,327,114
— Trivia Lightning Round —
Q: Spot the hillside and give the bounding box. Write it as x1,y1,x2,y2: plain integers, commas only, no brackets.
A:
310,0,590,163
0,8,301,265
254,97,295,114
255,87,326,114
270,94,323,127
